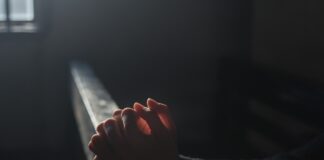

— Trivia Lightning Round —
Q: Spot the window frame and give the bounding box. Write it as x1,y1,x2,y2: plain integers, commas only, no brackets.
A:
0,0,44,34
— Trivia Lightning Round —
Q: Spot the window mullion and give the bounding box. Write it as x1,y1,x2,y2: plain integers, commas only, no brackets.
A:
4,0,10,31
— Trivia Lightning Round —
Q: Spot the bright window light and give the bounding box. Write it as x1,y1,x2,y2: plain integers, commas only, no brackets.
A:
9,0,34,21
0,0,6,21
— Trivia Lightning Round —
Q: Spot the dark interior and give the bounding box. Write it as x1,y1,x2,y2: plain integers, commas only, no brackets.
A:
0,0,323,159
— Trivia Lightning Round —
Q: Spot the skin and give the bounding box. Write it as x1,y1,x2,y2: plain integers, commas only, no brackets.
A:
88,98,178,160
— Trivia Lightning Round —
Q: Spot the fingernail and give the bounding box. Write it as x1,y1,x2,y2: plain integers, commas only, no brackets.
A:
134,102,142,107
150,98,168,107
148,98,158,103
134,102,148,111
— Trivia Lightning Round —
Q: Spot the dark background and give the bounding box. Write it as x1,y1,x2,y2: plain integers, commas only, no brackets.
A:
0,0,323,159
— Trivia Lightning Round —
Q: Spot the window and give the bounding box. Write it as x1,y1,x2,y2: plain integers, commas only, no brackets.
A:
0,0,6,21
0,0,37,33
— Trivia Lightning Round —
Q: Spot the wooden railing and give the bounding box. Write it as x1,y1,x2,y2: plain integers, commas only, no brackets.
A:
71,62,119,160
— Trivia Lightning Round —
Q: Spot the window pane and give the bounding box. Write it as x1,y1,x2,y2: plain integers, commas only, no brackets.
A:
9,0,34,21
0,0,5,21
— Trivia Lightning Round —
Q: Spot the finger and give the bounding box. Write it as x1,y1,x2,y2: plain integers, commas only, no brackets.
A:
88,134,114,160
133,102,168,138
104,118,132,160
147,98,176,135
113,109,122,118
113,109,122,119
121,108,146,144
93,155,101,160
113,109,124,137
96,122,108,139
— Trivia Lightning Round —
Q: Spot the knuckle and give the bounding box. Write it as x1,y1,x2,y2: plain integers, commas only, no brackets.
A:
96,123,104,132
113,109,122,116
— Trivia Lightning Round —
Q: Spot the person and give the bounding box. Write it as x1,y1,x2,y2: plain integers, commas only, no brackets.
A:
88,98,324,160
88,98,179,160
